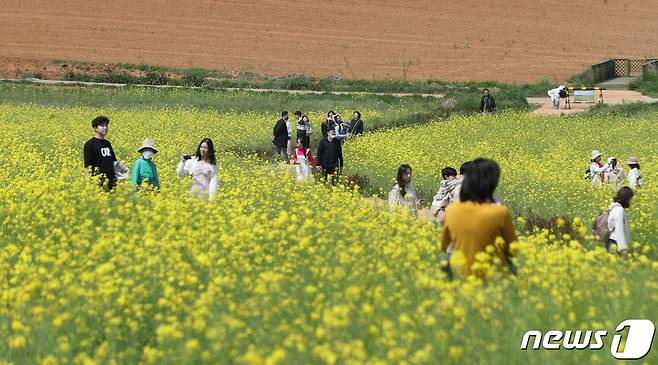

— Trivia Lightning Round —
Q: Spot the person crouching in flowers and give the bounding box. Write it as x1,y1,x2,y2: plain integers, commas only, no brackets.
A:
388,164,423,215
130,138,160,191
176,138,218,200
431,167,459,224
440,158,517,277
292,139,316,182
627,156,642,189
607,187,634,253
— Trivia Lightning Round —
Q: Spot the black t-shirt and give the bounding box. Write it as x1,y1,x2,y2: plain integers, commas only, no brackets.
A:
84,137,117,178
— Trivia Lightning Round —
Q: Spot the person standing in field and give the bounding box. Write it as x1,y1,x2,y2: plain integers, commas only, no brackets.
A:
294,111,306,150
272,111,290,163
349,111,364,136
431,167,460,223
589,150,610,186
321,110,336,138
84,116,119,191
292,139,317,182
177,138,219,200
388,164,423,215
316,128,343,184
302,115,312,149
607,187,634,253
604,157,625,188
286,112,294,158
479,88,496,113
440,158,517,277
130,138,160,191
547,85,566,110
627,156,642,189
334,114,350,143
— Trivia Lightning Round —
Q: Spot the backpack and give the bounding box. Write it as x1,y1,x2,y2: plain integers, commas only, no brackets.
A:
592,207,615,242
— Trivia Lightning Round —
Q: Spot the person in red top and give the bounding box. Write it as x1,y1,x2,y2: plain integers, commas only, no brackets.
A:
292,139,317,181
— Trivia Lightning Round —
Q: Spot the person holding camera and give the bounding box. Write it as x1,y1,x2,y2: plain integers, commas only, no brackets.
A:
176,138,218,200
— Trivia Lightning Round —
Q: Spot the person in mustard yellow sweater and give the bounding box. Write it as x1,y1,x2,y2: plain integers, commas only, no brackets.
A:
440,158,517,277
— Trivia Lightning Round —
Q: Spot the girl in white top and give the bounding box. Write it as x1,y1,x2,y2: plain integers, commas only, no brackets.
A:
177,138,219,200
627,156,642,189
388,164,423,215
606,187,634,253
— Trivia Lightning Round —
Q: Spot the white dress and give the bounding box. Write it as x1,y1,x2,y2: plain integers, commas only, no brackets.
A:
388,183,418,214
176,157,218,200
294,149,313,181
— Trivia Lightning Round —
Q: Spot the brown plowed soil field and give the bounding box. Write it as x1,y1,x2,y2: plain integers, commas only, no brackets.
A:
1,0,657,83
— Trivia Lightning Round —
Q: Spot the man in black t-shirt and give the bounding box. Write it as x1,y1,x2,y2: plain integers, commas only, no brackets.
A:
84,116,117,190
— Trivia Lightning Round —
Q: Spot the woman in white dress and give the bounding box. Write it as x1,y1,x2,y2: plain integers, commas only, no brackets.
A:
177,138,219,200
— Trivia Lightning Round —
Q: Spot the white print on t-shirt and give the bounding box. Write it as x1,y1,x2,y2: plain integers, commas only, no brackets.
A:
100,147,112,157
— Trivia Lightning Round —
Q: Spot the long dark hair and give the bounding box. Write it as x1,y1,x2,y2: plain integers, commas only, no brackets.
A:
459,158,500,203
353,111,361,120
196,138,217,165
613,186,634,208
397,164,412,198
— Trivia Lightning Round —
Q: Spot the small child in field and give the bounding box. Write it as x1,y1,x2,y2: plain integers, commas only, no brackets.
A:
131,138,160,191
431,167,459,222
292,139,317,181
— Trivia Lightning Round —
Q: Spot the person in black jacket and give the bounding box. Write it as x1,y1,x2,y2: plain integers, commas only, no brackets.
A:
321,110,336,138
316,128,343,184
479,88,496,113
349,111,364,136
272,111,290,162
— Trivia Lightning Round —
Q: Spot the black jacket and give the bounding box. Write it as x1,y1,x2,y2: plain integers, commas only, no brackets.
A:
272,118,289,147
480,95,496,113
350,118,364,135
316,137,343,168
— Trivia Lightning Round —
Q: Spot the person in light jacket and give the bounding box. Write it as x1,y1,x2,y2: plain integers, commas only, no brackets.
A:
177,138,219,200
388,164,423,215
547,85,566,110
589,150,610,186
607,187,634,253
627,156,642,189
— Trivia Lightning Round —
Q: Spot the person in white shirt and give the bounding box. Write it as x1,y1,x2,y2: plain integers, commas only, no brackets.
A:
607,187,634,253
589,150,610,186
389,164,423,215
547,85,566,110
177,138,219,200
604,157,625,188
627,156,643,189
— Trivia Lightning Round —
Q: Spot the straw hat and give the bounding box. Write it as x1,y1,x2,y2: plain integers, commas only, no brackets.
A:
591,150,602,160
138,138,158,153
627,156,639,165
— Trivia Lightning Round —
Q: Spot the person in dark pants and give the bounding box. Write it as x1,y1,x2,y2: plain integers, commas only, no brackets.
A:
349,111,364,136
84,116,118,191
272,111,290,163
316,128,344,184
479,88,496,113
294,111,306,148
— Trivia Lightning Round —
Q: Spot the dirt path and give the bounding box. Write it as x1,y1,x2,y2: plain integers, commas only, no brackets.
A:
1,1,657,83
0,77,445,98
528,90,658,116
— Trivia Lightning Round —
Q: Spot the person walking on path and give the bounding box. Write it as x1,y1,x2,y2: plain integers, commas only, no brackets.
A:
388,164,422,215
440,158,517,277
589,150,610,186
349,111,364,136
177,138,219,200
547,85,566,110
479,88,496,113
84,116,119,191
272,111,290,163
316,128,344,184
627,156,643,189
130,138,160,191
607,187,634,253
292,139,317,182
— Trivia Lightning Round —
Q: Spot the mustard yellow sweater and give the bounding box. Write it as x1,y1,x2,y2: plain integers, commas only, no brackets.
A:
440,201,518,276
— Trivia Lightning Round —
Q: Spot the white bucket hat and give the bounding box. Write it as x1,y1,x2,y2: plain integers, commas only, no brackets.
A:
591,150,602,160
138,138,158,153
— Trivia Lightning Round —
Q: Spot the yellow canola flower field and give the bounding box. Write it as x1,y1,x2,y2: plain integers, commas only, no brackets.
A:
0,104,657,365
345,111,658,248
